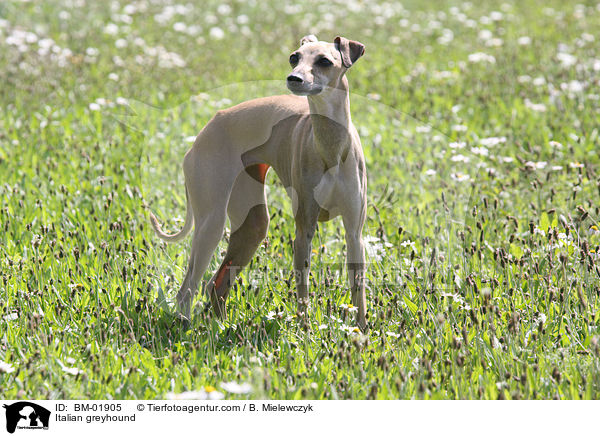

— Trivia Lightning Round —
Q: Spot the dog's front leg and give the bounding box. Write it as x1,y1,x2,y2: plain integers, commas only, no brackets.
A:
346,233,367,330
293,206,319,316
343,204,367,330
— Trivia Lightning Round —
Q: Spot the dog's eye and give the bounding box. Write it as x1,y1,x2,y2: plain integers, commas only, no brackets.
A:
316,57,333,67
289,54,299,66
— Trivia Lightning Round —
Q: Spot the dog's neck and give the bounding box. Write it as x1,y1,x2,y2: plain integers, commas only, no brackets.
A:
307,75,351,127
307,76,352,167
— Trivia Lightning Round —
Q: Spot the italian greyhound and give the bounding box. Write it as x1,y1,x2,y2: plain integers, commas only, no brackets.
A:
150,35,368,329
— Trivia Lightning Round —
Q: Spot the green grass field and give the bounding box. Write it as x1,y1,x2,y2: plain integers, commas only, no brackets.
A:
1,0,600,399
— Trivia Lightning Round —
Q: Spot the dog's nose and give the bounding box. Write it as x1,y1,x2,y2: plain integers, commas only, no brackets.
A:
287,74,303,83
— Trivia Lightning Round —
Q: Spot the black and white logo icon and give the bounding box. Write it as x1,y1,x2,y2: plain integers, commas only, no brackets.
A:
2,402,50,434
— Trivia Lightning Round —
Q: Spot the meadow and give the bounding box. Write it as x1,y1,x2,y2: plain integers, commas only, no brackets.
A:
1,0,599,399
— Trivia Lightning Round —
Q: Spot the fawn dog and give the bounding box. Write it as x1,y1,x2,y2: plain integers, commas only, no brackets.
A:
150,35,367,329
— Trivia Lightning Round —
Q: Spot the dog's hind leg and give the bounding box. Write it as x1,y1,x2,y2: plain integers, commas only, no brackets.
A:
207,164,270,317
176,150,240,320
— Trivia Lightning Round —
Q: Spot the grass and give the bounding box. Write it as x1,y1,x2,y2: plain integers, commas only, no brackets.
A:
1,0,600,399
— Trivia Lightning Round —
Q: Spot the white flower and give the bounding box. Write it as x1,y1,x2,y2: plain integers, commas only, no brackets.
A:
537,313,547,324
486,38,503,47
186,25,201,36
451,154,470,162
468,52,496,63
480,136,506,147
412,357,420,369
38,38,55,50
478,29,493,40
340,324,362,335
449,141,466,149
525,99,547,112
220,381,252,394
490,11,503,21
437,29,454,45
108,72,119,81
364,235,390,261
116,97,128,105
524,313,548,345
416,125,431,133
532,76,546,86
581,33,594,42
0,361,15,373
471,146,489,156
209,27,225,40
525,161,547,170
518,75,531,83
123,4,137,15
557,232,573,247
492,336,501,349
217,4,232,15
184,136,197,143
104,23,119,35
518,36,531,45
551,165,563,171
4,313,18,321
386,331,401,338
85,47,99,56
89,103,101,111
173,22,187,32
340,303,358,313
400,239,416,250
62,366,81,375
205,13,218,24
569,162,584,168
556,52,577,67
549,141,562,149
451,172,471,182
424,169,437,176
561,80,584,93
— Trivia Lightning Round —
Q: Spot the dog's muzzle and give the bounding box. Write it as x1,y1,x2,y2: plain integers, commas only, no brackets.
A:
287,74,321,95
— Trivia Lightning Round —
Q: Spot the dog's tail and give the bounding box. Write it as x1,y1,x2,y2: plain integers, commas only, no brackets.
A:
149,185,194,243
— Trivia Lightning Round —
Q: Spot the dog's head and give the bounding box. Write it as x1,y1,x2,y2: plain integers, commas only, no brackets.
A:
286,35,365,96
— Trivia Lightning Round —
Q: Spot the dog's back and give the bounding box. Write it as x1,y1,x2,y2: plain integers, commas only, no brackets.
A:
195,94,307,147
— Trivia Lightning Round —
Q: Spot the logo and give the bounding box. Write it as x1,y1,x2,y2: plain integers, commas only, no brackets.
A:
2,402,50,434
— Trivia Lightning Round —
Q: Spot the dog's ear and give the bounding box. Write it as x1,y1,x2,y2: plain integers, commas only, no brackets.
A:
334,36,365,68
300,34,318,45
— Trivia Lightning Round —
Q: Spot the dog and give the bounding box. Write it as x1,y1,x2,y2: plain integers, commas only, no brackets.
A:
150,35,368,329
